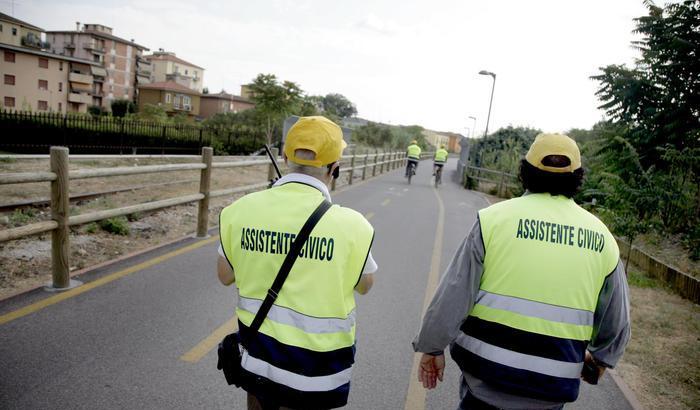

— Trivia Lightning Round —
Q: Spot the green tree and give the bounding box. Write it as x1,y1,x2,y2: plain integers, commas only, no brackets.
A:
110,99,136,118
469,126,541,173
247,74,303,144
592,0,700,259
137,103,168,123
321,93,357,120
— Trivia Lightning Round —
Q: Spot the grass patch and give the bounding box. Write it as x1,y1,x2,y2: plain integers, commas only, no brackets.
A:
617,271,700,409
0,157,16,164
627,269,661,288
84,222,99,234
9,209,36,226
98,217,130,235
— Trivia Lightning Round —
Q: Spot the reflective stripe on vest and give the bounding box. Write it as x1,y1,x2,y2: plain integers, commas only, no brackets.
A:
239,296,357,334
407,145,421,159
476,290,593,327
455,333,583,379
458,193,619,402
241,349,353,392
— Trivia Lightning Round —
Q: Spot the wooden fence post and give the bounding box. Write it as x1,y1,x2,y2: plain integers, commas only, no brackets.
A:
196,147,213,237
48,146,76,290
349,149,356,185
380,151,386,174
267,147,279,182
393,152,398,169
498,171,506,197
362,152,369,180
373,149,378,176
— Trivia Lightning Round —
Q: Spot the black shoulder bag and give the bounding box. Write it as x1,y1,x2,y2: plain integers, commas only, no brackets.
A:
217,199,332,386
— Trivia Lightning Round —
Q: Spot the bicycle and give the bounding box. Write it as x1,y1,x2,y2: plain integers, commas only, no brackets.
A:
407,161,416,185
434,165,443,188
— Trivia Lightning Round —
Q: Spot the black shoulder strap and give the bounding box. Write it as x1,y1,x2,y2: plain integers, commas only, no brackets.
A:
249,199,333,332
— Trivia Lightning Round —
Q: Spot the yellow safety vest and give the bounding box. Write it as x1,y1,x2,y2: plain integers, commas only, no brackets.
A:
219,182,374,407
451,193,619,403
434,149,448,163
407,144,421,160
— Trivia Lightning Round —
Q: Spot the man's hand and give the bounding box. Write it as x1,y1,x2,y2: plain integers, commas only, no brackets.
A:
418,353,445,389
581,351,606,385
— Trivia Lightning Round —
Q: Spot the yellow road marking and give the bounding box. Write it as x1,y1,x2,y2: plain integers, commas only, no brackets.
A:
0,235,220,326
404,187,445,410
365,212,375,221
381,199,391,207
180,316,238,363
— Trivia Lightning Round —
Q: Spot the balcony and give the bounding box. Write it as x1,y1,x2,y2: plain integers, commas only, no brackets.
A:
83,43,105,54
21,35,48,50
64,42,75,49
69,72,93,84
68,92,92,105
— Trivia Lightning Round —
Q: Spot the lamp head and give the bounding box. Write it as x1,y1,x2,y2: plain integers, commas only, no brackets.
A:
479,70,496,78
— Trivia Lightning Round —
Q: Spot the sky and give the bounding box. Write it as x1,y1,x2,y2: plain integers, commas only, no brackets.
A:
3,0,649,136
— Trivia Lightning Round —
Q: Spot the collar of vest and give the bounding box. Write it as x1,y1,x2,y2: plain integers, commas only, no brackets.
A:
273,173,332,202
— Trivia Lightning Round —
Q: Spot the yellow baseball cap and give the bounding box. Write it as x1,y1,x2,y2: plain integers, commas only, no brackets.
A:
284,116,347,167
525,133,581,173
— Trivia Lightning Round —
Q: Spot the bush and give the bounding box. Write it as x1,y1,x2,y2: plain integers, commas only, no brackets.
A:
99,217,130,235
87,105,105,117
111,99,136,118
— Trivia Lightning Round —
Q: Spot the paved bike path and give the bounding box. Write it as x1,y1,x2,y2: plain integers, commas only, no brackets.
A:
0,159,632,409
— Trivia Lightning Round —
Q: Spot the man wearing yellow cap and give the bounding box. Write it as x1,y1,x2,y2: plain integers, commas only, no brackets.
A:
412,133,630,409
217,116,377,409
406,140,422,177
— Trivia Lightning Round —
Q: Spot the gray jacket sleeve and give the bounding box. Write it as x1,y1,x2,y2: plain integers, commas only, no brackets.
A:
588,259,631,368
412,219,484,354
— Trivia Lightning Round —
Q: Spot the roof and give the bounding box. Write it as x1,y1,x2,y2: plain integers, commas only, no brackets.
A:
201,91,252,103
0,12,44,32
138,81,200,94
0,43,99,65
46,29,148,51
143,53,204,70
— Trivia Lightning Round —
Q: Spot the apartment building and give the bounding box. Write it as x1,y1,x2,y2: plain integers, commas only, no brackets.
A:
137,81,200,119
0,12,46,49
143,50,204,92
0,14,99,113
47,23,149,110
199,90,254,118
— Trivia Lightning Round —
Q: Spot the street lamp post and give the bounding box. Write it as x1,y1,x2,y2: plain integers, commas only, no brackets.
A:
478,70,496,138
468,116,477,138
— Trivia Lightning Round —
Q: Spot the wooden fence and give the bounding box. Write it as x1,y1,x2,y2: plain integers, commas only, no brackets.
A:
0,147,408,290
463,165,520,198
617,238,700,304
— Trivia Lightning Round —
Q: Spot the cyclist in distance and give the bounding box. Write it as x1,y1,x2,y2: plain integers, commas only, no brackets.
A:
433,144,448,183
405,140,422,178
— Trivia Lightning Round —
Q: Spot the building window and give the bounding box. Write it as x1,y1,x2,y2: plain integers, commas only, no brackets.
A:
58,82,63,92
38,79,48,90
185,69,188,75
59,61,63,71
165,93,171,103
4,74,15,85
0,24,3,32
38,100,48,111
12,27,17,36
4,51,15,63
4,96,15,108
38,58,49,68
58,102,62,112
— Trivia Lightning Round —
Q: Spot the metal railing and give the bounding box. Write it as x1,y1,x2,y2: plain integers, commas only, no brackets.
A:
0,147,408,290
